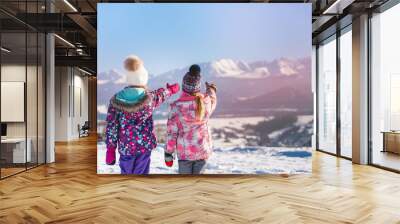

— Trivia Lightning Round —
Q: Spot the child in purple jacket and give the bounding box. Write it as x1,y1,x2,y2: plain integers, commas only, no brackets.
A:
105,55,179,174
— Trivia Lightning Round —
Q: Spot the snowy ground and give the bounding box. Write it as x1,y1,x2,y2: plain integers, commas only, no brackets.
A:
97,116,313,174
97,143,312,175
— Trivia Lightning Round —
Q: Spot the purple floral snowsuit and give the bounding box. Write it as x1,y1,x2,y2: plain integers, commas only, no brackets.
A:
105,87,172,174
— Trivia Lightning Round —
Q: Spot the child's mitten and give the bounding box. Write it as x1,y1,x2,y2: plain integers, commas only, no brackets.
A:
166,83,180,94
106,149,116,165
164,152,174,167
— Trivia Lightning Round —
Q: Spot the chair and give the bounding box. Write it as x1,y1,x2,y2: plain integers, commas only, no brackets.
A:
78,121,90,138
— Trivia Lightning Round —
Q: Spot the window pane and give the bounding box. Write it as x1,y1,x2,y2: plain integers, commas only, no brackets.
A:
318,37,337,154
371,3,400,171
340,29,352,158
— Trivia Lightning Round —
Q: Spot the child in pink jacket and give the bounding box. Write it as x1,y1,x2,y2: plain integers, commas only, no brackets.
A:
164,64,217,174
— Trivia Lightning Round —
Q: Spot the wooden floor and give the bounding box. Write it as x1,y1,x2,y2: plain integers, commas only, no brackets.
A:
1,136,400,224
372,150,400,171
1,167,26,178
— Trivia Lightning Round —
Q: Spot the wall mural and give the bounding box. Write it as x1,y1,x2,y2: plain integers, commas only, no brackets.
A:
97,3,313,175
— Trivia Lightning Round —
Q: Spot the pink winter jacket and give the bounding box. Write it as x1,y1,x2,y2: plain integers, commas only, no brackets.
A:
166,87,217,161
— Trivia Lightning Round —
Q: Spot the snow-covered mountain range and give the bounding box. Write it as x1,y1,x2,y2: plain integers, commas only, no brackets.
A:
97,57,312,118
152,57,308,79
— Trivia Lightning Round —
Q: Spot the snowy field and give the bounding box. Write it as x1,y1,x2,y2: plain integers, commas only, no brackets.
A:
97,143,312,175
97,116,313,174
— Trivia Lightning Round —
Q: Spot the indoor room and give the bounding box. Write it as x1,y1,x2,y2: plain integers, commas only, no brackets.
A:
0,0,399,223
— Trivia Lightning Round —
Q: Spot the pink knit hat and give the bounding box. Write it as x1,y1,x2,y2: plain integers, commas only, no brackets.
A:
182,64,201,94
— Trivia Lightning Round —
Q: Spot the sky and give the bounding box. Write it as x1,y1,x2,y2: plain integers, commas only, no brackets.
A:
98,3,311,75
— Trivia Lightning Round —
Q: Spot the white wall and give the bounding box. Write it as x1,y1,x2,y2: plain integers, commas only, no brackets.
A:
55,66,70,141
71,73,89,138
1,65,35,138
54,67,89,141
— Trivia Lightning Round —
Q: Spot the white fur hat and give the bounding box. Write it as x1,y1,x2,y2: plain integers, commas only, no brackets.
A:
124,55,149,86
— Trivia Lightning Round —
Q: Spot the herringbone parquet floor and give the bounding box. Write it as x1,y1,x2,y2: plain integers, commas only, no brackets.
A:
1,136,400,224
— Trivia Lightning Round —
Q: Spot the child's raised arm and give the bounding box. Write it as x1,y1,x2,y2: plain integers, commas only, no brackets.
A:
205,82,217,114
150,83,180,108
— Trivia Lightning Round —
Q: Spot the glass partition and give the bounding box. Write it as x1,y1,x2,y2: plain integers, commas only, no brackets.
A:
1,31,28,177
0,1,46,179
